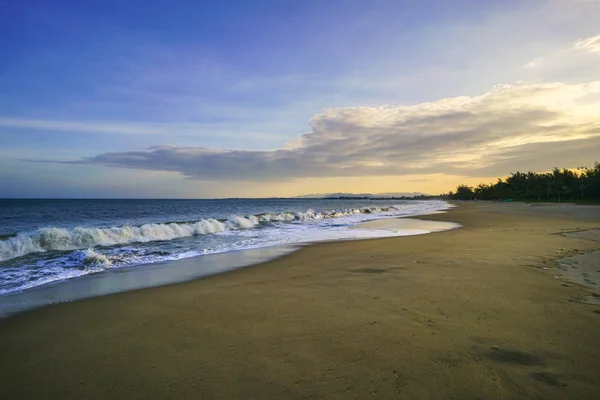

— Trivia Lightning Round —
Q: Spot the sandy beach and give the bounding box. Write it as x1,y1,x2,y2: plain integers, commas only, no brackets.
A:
1,202,599,399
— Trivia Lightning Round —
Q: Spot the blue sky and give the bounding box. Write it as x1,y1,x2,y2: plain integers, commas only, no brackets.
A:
1,0,599,198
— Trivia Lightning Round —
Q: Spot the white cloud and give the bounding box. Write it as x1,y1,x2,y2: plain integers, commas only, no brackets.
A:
573,34,600,54
64,81,600,180
0,117,282,141
524,58,543,69
0,117,165,135
519,32,600,84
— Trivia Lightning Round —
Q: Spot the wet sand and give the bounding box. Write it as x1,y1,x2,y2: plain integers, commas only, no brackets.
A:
0,245,299,317
1,202,600,399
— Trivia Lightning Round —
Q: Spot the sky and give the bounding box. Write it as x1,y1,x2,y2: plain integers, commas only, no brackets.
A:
1,0,599,198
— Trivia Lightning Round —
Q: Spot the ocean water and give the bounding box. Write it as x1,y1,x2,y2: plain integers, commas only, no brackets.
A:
0,198,451,296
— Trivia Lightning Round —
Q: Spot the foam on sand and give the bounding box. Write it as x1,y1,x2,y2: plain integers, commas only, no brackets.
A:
557,229,600,305
353,217,461,235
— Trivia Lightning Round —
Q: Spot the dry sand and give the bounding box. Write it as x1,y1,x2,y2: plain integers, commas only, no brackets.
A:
1,202,599,399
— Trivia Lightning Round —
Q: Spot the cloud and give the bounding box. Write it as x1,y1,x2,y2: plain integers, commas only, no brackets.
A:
524,58,543,69
521,33,600,81
573,34,600,54
60,81,600,181
0,117,166,135
0,117,282,141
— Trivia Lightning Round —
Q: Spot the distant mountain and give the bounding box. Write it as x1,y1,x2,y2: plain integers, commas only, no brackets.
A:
295,192,430,199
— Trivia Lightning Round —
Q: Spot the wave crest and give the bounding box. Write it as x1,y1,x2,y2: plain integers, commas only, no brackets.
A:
0,205,403,262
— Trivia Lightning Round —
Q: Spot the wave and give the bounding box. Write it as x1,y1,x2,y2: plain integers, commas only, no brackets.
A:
0,206,398,263
80,248,113,267
0,248,117,295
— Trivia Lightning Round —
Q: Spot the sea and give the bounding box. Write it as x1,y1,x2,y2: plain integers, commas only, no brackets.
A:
0,198,452,312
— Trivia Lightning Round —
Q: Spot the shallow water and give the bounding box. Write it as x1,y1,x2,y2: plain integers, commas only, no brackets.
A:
0,245,297,317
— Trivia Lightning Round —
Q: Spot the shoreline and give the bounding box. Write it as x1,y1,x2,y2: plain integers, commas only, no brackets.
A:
0,244,300,318
1,202,599,399
0,209,457,317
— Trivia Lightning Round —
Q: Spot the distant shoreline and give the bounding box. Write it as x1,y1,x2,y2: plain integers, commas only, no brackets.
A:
0,196,436,200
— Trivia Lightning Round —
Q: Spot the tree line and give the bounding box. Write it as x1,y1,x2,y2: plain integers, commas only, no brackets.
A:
447,162,600,201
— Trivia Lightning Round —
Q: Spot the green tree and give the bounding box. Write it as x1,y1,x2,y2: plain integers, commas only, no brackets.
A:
449,162,600,202
454,185,475,200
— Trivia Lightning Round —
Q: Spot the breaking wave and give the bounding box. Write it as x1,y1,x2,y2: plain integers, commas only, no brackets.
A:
0,206,398,262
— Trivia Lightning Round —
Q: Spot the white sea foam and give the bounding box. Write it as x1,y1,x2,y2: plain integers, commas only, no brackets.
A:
0,218,230,262
0,204,430,262
80,248,113,266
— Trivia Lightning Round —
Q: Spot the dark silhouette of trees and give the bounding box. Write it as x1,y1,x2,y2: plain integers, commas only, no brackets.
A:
454,184,475,200
450,163,600,201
